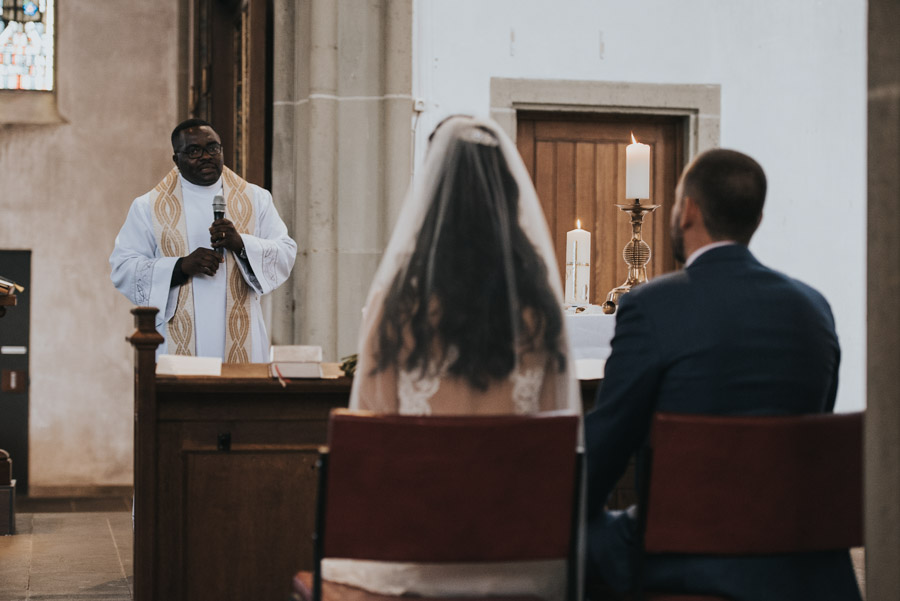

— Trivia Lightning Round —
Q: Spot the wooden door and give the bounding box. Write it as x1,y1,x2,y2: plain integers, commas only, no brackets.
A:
517,114,685,305
191,0,272,188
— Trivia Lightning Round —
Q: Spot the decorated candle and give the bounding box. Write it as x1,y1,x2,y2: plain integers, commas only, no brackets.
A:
565,219,591,305
626,133,650,200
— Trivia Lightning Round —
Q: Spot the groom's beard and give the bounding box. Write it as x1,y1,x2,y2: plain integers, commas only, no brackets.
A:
671,222,686,264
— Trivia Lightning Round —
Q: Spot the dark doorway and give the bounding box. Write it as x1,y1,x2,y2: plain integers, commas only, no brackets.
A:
0,250,30,495
190,0,273,189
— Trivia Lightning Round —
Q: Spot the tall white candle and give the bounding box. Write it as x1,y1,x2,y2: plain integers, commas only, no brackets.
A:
626,133,651,200
565,219,591,305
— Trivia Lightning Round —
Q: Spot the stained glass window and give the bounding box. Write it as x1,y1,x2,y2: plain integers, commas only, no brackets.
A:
0,0,54,91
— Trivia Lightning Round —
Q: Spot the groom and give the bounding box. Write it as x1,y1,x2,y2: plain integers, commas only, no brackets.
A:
584,149,860,600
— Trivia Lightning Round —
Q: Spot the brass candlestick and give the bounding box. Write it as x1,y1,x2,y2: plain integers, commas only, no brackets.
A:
601,199,660,314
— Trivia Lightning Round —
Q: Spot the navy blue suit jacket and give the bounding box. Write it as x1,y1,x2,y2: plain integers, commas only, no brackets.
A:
584,245,860,601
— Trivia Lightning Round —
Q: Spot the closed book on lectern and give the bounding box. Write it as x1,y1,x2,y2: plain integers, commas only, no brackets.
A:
269,345,323,379
269,362,323,379
269,345,323,363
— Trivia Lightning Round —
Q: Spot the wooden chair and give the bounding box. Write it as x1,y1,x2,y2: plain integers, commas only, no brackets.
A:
292,409,582,601
635,411,864,601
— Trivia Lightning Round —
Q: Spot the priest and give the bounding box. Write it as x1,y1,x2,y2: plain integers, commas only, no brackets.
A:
110,119,296,363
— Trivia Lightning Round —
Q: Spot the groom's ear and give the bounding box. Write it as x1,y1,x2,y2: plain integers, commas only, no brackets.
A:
680,196,700,230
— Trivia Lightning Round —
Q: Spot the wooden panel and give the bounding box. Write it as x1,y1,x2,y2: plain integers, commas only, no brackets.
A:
534,141,558,275
595,144,620,301
574,143,596,300
555,141,576,285
614,141,633,286
517,114,685,305
156,423,184,601
517,119,536,180
534,119,666,144
184,450,319,601
154,412,336,600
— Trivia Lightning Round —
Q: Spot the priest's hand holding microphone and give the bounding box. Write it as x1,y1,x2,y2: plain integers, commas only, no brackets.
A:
209,194,245,257
177,195,245,280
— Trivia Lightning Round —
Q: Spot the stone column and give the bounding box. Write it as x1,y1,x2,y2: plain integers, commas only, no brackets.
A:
383,0,416,228
268,0,303,346
867,0,900,597
272,0,413,360
304,0,340,356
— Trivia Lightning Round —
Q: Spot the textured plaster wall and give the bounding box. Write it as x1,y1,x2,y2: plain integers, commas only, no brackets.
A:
413,0,867,412
0,1,179,487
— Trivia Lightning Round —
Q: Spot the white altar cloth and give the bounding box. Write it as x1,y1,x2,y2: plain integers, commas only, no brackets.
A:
564,308,617,380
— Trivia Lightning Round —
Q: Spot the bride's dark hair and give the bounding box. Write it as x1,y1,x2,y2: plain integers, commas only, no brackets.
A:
375,124,565,390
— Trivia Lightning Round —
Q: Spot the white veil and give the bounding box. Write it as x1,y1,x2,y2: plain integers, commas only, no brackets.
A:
349,115,580,415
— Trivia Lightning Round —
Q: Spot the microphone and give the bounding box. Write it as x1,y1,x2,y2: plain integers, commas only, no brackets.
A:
213,194,226,221
212,195,226,255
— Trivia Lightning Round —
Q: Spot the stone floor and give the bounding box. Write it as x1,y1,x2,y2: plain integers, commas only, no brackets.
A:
0,512,133,601
14,496,132,514
0,503,867,601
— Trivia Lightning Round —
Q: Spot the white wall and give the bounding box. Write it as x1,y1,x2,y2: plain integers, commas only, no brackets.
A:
0,1,180,489
413,0,867,412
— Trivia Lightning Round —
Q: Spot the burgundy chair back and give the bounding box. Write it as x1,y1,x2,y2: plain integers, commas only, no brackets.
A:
320,410,581,563
643,411,863,555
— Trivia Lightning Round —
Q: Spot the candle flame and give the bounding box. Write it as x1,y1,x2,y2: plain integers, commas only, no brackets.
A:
577,219,581,229
631,132,637,144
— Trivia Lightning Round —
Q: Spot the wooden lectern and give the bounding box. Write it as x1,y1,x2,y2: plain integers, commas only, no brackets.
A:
128,307,352,601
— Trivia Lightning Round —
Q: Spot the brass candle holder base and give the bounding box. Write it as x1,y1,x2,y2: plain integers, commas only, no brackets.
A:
601,200,660,315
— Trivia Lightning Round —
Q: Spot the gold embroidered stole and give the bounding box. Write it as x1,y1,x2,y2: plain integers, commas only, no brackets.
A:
149,167,255,362
221,168,254,363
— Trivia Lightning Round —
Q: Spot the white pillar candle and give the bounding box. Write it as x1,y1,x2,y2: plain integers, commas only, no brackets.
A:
626,133,651,200
565,219,591,305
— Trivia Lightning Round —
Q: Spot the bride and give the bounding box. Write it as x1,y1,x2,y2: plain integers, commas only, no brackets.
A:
349,115,580,416
320,116,580,601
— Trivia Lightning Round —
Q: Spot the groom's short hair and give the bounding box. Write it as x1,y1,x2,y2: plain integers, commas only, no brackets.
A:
682,148,767,245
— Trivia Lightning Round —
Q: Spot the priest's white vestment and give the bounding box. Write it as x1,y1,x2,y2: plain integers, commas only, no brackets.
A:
110,170,296,362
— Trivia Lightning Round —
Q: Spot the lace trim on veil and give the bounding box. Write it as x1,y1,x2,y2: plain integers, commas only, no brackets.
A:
398,370,440,415
397,346,458,415
511,367,543,414
398,347,546,415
